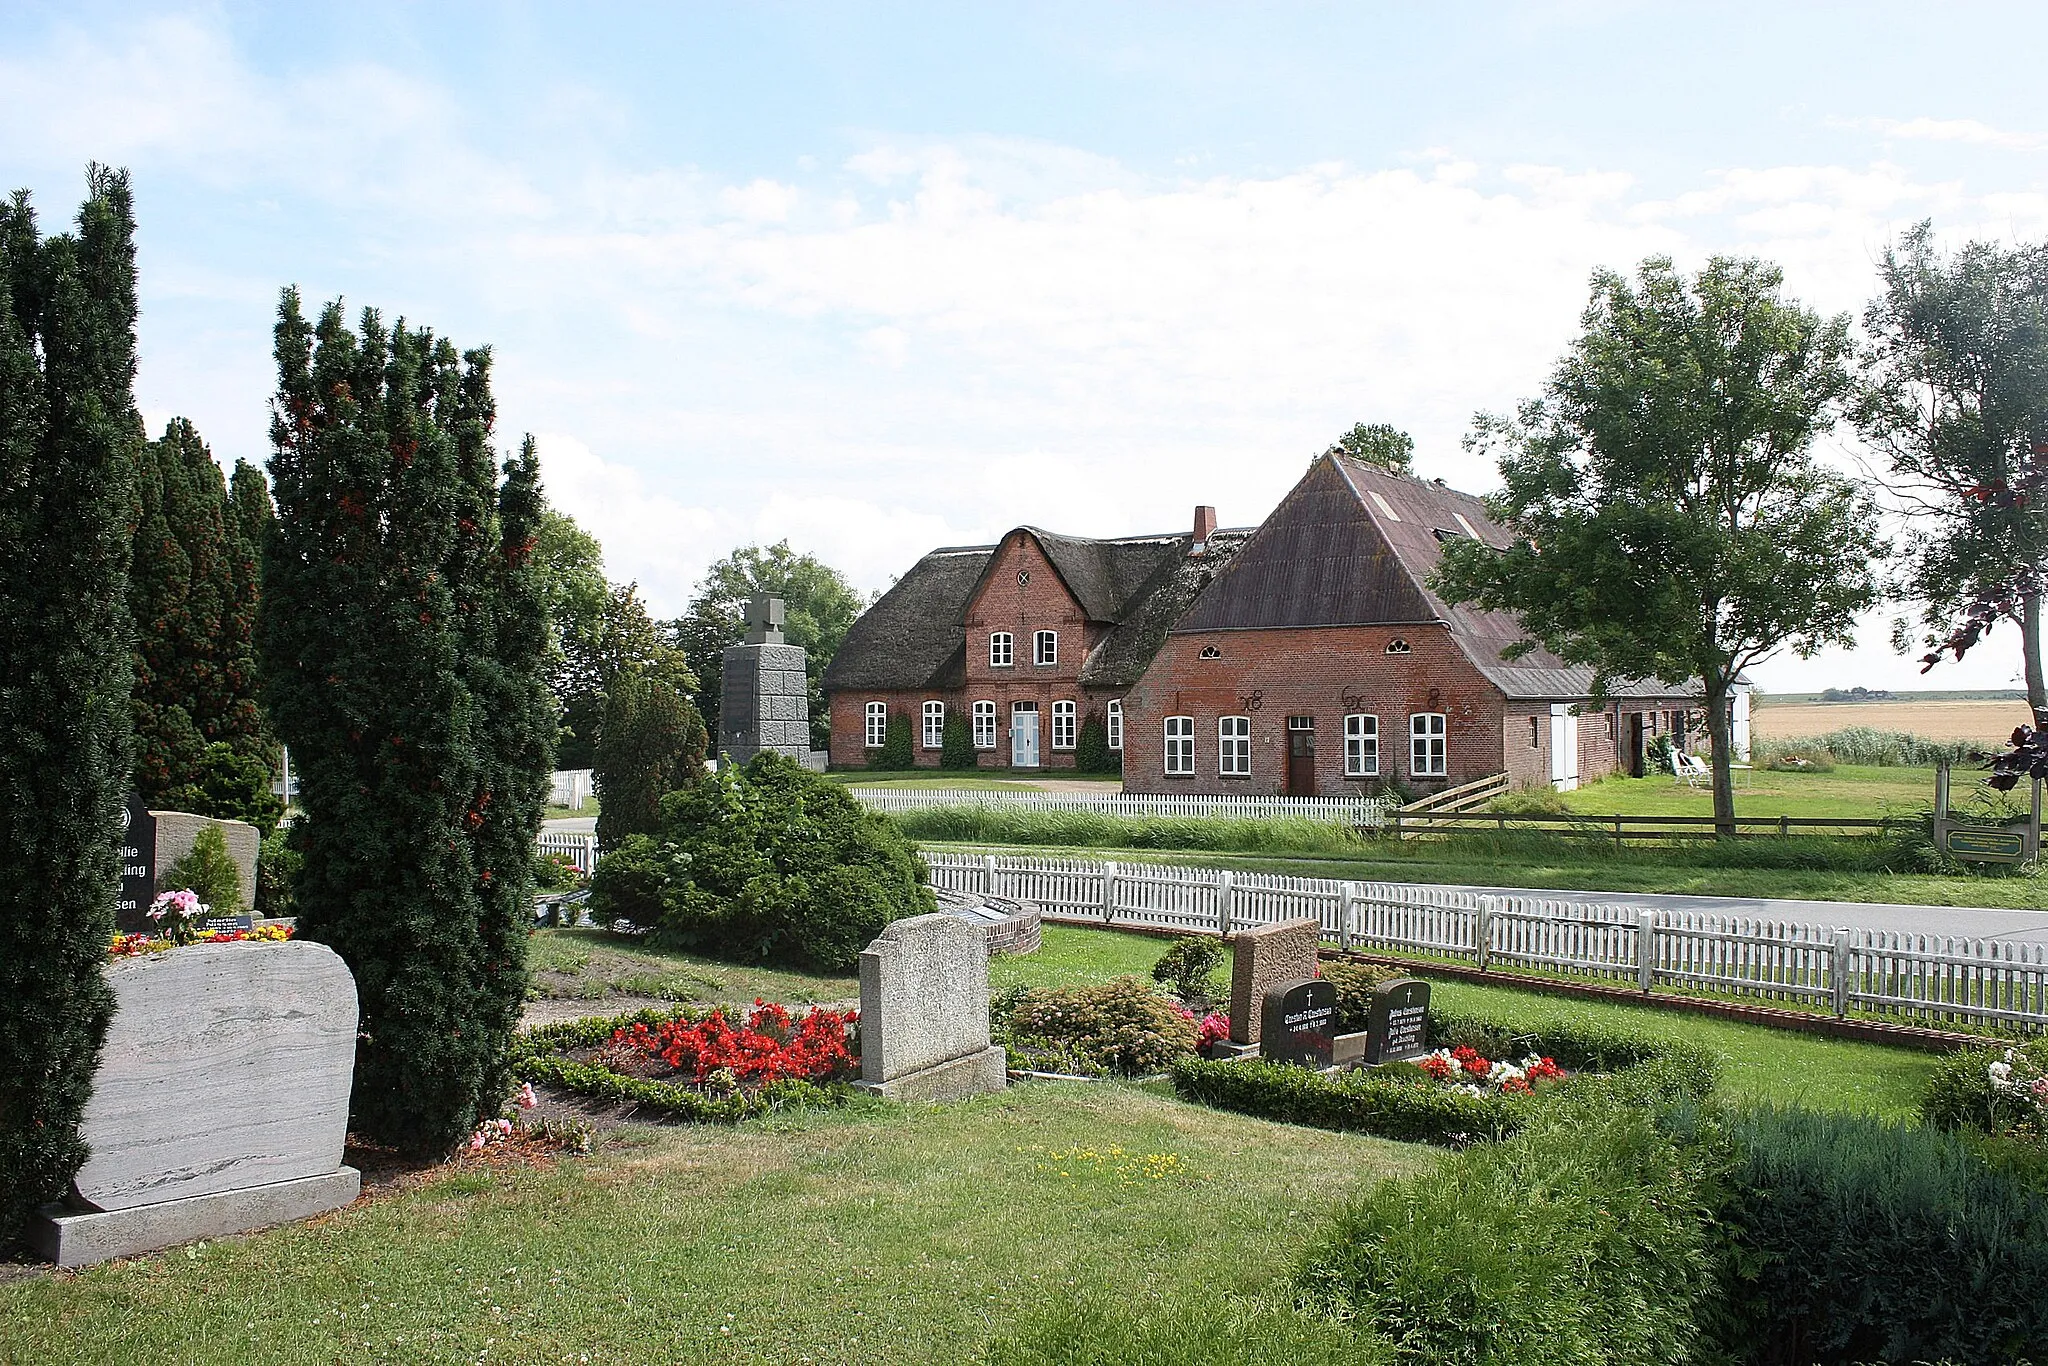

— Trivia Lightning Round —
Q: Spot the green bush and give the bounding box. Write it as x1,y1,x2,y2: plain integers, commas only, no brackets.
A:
1427,1008,1717,1082
1323,961,1406,1033
1297,1103,1724,1366
939,715,977,769
1484,786,1572,816
1752,725,1986,768
1709,1105,2048,1365
1073,717,1120,775
1920,1037,2048,1137
986,1293,1387,1366
870,715,913,770
589,752,933,973
253,823,301,919
160,824,244,913
1005,976,1197,1075
1150,936,1226,1011
1763,747,1834,774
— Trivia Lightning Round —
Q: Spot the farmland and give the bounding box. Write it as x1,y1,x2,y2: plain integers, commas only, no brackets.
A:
1751,696,2029,744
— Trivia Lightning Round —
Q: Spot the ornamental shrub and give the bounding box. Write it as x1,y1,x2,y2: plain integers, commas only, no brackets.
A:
593,667,706,851
0,167,140,1248
253,823,301,919
1073,717,1120,774
1150,936,1226,1012
601,751,932,972
259,295,555,1157
1322,960,1405,1033
1005,976,1198,1075
1708,1105,2048,1365
939,715,976,769
870,714,913,770
1297,1103,1724,1366
160,823,243,913
1920,1037,2048,1138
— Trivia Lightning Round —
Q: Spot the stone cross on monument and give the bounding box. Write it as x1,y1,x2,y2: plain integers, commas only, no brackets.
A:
719,593,828,770
744,592,785,645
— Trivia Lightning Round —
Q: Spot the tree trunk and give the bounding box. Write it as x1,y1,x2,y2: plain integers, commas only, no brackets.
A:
1704,681,1736,838
2026,592,2048,732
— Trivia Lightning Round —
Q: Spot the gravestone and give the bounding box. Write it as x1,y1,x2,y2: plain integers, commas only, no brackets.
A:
856,913,1007,1101
29,939,361,1266
1228,917,1322,1044
1363,978,1432,1064
116,796,157,934
1259,978,1337,1067
719,593,828,771
150,811,262,913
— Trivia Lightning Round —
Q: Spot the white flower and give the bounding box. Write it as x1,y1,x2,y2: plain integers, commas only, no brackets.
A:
1989,1061,2014,1089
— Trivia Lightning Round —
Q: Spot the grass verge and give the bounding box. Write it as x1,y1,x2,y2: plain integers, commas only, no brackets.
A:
527,928,856,1005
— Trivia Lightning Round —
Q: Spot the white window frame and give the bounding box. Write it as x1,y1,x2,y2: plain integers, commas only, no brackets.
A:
989,632,1013,667
1344,714,1379,777
1034,629,1058,666
1105,699,1123,751
1164,716,1195,775
971,700,997,750
1051,699,1076,750
922,700,945,751
1410,712,1447,777
864,701,888,749
1218,715,1251,776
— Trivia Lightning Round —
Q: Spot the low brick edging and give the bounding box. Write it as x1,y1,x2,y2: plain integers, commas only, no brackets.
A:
1036,912,1994,1053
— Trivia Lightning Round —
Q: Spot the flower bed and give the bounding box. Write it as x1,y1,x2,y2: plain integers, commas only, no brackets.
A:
1416,1044,1567,1097
109,923,291,958
509,1003,858,1124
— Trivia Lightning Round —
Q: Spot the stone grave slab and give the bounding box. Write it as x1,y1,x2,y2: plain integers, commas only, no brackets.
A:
1363,978,1432,1064
151,811,260,911
857,913,1006,1101
1227,917,1321,1044
1260,978,1337,1068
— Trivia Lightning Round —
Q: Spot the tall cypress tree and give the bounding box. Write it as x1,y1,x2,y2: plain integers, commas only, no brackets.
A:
259,291,553,1155
0,167,140,1246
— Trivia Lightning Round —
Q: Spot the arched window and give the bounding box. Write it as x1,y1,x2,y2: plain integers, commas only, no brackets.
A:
1344,714,1379,776
1218,716,1251,776
1034,630,1058,666
1051,700,1076,750
989,632,1013,667
1105,699,1124,751
1163,716,1195,775
1410,712,1447,776
922,700,945,750
864,702,888,749
971,700,997,749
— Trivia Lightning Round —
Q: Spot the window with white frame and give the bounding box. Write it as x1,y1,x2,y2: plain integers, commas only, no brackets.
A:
1344,714,1379,776
1164,716,1195,775
922,700,945,750
1034,630,1058,666
1410,712,1447,776
865,701,888,749
1051,700,1076,749
1218,715,1251,776
972,700,997,749
989,632,1013,667
1106,699,1123,750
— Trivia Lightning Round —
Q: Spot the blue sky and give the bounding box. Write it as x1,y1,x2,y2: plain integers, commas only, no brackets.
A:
8,2,2048,691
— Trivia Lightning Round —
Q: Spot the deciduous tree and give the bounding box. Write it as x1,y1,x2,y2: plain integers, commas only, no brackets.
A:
1436,256,1882,835
1327,421,1415,474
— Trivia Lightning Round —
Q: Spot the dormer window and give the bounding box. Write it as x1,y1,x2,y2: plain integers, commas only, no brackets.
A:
990,632,1013,667
1386,638,1411,655
1034,630,1058,666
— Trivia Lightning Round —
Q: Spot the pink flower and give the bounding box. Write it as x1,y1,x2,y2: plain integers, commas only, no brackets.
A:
468,1132,485,1152
518,1082,538,1109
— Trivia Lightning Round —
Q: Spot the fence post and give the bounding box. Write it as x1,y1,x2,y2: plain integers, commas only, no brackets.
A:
1831,928,1851,1018
1475,896,1495,972
1338,883,1356,953
1216,871,1236,936
1636,910,1656,994
1101,860,1118,924
982,854,998,896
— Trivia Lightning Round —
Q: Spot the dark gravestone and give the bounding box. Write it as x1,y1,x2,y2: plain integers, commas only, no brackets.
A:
1259,978,1337,1068
116,796,157,934
1363,978,1432,1064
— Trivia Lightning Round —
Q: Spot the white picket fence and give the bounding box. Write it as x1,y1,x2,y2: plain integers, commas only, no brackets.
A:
851,787,1392,826
925,851,2048,1033
537,831,600,872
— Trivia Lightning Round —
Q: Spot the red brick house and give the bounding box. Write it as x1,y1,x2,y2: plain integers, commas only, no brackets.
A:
1118,454,1700,797
821,510,1250,769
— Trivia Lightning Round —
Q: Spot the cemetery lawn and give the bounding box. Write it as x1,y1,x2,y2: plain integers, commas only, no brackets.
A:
0,1084,1430,1366
526,929,856,1006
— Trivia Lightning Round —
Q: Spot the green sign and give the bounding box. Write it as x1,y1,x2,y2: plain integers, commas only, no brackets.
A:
1944,826,2028,862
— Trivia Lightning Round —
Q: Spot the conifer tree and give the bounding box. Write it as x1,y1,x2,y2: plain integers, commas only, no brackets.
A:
259,291,554,1155
0,167,141,1246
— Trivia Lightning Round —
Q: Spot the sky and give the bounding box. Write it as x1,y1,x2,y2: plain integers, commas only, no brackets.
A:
7,1,2048,693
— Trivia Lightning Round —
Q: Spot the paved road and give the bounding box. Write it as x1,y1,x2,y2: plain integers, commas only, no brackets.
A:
1423,882,2048,946
543,817,595,835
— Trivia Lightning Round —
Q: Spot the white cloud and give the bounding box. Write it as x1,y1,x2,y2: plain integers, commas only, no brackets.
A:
1852,116,2048,151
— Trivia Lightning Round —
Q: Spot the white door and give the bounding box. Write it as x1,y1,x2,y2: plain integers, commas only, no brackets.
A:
1549,705,1580,791
1011,704,1039,768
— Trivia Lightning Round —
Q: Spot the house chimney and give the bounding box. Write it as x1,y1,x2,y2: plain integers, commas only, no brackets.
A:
1191,505,1217,551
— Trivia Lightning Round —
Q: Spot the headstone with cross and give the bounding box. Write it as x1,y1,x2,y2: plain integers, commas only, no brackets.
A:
720,594,826,770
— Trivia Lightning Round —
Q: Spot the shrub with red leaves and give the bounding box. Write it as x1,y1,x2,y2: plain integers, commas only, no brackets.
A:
603,1001,857,1087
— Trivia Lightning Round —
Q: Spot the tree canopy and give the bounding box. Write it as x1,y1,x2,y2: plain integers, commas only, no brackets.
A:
1435,255,1883,832
671,540,865,751
1328,422,1415,474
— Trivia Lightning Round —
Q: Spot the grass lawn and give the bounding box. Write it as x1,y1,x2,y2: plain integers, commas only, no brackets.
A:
542,797,598,822
527,928,856,1005
0,1085,1429,1365
1559,764,1942,821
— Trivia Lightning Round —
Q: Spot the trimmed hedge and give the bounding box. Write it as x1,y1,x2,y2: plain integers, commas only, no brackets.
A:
508,1007,853,1123
1169,1009,1719,1147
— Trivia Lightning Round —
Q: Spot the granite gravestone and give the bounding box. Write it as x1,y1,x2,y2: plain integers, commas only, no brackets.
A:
718,593,827,771
1363,978,1432,1064
1228,917,1322,1044
1260,978,1337,1067
856,913,1008,1101
116,796,157,934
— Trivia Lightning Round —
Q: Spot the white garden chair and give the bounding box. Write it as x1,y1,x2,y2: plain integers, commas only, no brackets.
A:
1670,751,1708,789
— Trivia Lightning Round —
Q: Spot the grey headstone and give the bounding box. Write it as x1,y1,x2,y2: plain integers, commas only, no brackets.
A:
31,1168,361,1268
1363,978,1432,1063
151,811,261,912
71,939,357,1212
857,913,1006,1100
1259,978,1337,1068
1228,918,1322,1043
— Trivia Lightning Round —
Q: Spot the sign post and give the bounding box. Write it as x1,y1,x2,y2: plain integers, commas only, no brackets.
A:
1932,759,2042,866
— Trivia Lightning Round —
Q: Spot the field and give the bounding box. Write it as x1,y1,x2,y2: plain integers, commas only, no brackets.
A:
1560,763,1939,820
1753,697,2030,743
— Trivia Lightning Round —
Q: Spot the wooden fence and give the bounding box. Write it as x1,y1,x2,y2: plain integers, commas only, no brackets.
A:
850,787,1392,826
1388,809,1901,842
537,831,600,872
924,851,2048,1032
